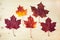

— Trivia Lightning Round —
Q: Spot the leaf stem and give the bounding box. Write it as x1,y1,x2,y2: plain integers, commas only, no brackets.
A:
13,29,16,37
30,28,33,40
38,16,40,22
48,31,50,37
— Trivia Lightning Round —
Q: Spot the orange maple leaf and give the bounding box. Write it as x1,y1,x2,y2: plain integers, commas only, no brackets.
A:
16,5,27,17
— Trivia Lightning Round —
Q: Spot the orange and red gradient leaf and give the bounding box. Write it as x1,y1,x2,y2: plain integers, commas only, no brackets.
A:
16,5,27,17
24,16,36,28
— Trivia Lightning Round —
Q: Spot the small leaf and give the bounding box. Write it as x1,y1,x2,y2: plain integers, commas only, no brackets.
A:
16,5,27,17
41,18,56,32
24,16,36,28
31,2,49,18
5,15,21,29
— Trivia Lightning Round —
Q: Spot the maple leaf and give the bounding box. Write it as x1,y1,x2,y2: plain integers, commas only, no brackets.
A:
31,2,49,18
16,5,27,17
5,15,21,29
24,16,36,40
41,18,56,32
24,16,36,28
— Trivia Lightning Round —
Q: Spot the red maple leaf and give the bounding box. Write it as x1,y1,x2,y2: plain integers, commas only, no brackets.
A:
24,16,36,28
31,2,49,18
24,16,36,40
5,15,21,29
41,18,56,32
